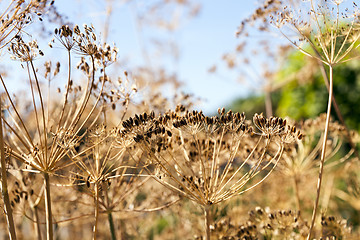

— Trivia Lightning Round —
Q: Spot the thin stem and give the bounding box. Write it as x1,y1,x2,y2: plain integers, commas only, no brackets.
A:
0,100,17,239
44,172,53,240
318,61,359,158
204,205,211,240
307,64,333,240
0,73,34,148
33,205,42,240
108,212,117,240
119,220,125,240
29,61,48,164
93,182,100,240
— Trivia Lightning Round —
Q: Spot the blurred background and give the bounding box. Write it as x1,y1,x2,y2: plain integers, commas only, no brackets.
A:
52,0,259,114
4,1,263,114
5,0,360,128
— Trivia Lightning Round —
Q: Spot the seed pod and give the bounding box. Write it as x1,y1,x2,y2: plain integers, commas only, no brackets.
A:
86,176,90,188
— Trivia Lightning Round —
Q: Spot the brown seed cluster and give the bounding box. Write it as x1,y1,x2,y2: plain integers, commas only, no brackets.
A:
203,207,309,240
236,0,281,36
120,107,302,206
51,24,118,64
10,180,34,209
9,37,43,62
253,113,302,142
321,215,351,240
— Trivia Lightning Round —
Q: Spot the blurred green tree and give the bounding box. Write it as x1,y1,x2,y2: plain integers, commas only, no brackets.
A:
230,50,360,132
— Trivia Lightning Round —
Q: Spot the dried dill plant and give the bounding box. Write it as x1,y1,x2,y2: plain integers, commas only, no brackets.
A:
66,71,178,239
332,158,360,221
270,1,360,237
278,114,357,213
202,206,353,240
0,1,57,239
1,24,117,239
121,106,301,239
67,122,145,240
0,0,53,48
68,124,119,239
205,207,305,240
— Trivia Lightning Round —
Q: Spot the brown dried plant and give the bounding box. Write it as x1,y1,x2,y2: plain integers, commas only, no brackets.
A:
121,106,302,239
68,122,179,239
270,1,360,238
203,206,352,240
66,124,117,239
3,1,360,239
0,0,53,49
67,122,144,239
0,1,58,239
1,24,118,239
278,114,357,213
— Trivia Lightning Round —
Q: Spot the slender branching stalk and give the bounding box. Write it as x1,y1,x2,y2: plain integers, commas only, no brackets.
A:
93,182,100,240
307,64,333,240
0,101,17,239
204,205,211,240
43,172,53,240
317,60,359,158
107,212,117,240
33,205,42,240
271,1,360,237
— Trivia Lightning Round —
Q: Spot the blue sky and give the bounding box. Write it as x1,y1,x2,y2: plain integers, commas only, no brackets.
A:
178,1,257,113
49,1,260,113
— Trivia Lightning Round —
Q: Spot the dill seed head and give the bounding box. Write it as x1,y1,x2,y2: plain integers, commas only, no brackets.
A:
124,108,301,208
53,25,76,50
9,37,42,62
270,0,360,65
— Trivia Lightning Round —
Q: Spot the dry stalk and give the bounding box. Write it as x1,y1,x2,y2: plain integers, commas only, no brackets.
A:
270,1,360,237
43,172,53,240
307,64,333,239
0,100,17,239
1,24,114,239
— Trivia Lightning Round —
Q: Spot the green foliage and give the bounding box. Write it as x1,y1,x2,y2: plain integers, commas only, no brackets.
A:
228,95,265,117
230,50,360,132
147,216,171,240
275,52,327,120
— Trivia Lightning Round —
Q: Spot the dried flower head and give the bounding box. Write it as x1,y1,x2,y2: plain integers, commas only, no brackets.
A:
9,37,43,62
124,108,301,207
321,214,352,239
271,0,360,65
51,25,76,50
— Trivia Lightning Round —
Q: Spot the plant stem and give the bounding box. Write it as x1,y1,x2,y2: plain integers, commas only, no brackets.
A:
93,183,99,240
318,61,359,158
108,212,117,240
204,205,211,240
44,172,53,240
307,64,333,240
0,102,17,239
33,205,42,240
